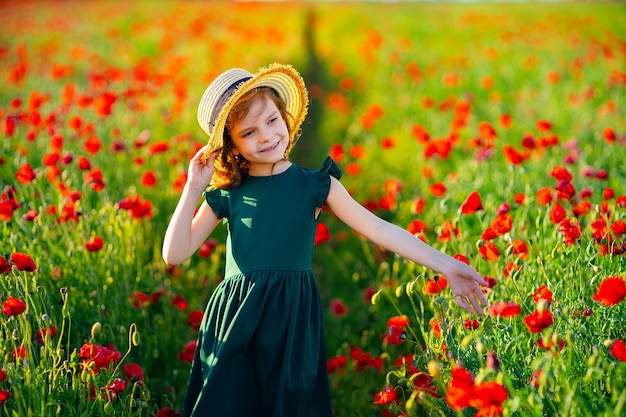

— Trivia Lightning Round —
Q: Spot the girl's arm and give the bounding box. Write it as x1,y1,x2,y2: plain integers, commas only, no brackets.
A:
162,148,221,265
326,176,488,314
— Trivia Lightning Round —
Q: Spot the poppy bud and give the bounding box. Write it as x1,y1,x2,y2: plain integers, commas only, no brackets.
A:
427,360,442,377
91,322,102,339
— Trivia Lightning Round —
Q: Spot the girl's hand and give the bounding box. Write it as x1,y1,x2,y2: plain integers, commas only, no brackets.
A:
187,146,216,191
442,259,488,315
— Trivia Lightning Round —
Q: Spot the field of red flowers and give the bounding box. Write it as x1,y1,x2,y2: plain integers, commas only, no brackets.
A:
1,1,625,416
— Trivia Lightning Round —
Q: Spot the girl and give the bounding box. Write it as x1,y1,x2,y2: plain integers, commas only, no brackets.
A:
162,63,488,417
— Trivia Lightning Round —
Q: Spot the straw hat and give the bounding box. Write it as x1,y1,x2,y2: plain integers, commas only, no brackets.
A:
197,63,309,160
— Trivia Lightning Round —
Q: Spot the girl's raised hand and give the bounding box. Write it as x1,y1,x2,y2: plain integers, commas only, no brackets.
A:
442,259,488,315
187,146,216,191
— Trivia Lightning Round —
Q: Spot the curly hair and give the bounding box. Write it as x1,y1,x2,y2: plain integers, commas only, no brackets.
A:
209,87,299,189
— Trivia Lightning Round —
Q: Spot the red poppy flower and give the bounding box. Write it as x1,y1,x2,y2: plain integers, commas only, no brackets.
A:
84,167,106,191
85,135,101,155
602,126,615,143
429,317,442,338
10,252,37,272
491,213,512,235
86,236,104,252
536,187,553,206
558,218,582,245
314,222,331,245
373,386,397,405
550,203,566,224
508,239,529,259
464,319,480,330
384,315,410,345
187,310,204,331
35,325,57,344
345,162,361,176
430,182,447,197
592,276,626,306
171,294,188,311
423,275,448,295
411,124,430,143
470,381,508,415
78,343,121,374
532,285,553,304
610,339,626,362
329,144,344,161
446,367,475,410
329,298,349,317
488,301,521,318
16,163,37,184
536,335,566,353
502,144,529,165
460,191,483,214
122,363,145,382
479,242,500,261
130,291,150,308
523,309,554,333
179,340,196,363
154,407,179,417
3,297,26,316
117,195,153,219
0,389,10,406
0,257,11,274
141,171,157,187
327,355,347,375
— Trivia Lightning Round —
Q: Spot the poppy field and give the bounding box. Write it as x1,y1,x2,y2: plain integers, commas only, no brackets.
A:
1,1,625,416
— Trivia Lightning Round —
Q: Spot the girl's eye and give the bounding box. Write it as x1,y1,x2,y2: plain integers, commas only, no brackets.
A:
268,117,277,124
242,130,254,138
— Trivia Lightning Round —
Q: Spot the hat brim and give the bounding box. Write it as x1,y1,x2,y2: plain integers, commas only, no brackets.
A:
199,63,309,160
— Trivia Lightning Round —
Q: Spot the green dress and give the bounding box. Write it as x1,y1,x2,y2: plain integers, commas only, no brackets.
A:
182,157,341,417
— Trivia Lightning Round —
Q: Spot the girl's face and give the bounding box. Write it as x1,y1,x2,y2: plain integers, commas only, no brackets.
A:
230,95,290,176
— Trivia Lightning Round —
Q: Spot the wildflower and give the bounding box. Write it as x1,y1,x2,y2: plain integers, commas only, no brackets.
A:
326,355,347,375
464,319,480,330
430,182,447,197
423,275,448,295
171,294,188,310
488,301,521,318
384,315,410,345
429,317,442,338
0,257,10,274
35,325,57,344
78,343,122,374
0,389,10,406
329,298,349,317
524,309,554,333
16,163,37,184
179,340,196,363
479,242,500,261
86,236,104,252
187,310,204,331
122,363,145,382
2,297,26,316
373,386,397,405
130,291,150,308
460,191,483,215
610,339,626,362
155,407,180,417
10,252,37,271
592,276,626,306
532,285,553,304
117,194,153,219
446,366,508,416
0,368,5,382
314,222,331,245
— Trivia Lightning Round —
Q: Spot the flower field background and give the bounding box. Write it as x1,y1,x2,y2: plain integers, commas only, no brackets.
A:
1,1,625,416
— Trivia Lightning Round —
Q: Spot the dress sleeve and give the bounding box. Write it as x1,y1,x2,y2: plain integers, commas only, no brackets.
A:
203,187,229,219
315,156,343,207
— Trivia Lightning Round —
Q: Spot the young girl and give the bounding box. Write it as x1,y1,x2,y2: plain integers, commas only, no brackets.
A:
162,63,488,417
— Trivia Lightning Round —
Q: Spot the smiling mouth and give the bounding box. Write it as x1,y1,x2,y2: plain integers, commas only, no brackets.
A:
261,141,280,153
